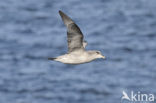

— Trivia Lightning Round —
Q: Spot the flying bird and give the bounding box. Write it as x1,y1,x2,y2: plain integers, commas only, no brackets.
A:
48,10,105,64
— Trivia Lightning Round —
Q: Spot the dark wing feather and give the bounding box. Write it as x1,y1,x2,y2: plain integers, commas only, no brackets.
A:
59,10,84,53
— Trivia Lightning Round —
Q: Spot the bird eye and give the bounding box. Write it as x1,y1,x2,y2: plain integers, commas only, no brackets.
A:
96,52,100,54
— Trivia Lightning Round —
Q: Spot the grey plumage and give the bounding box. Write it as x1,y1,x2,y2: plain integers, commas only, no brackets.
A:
48,10,105,64
59,11,84,53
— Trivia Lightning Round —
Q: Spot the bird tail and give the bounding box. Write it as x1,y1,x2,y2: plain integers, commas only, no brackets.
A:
48,58,56,60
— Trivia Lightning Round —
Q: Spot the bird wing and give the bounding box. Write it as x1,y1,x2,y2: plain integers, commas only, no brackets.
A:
59,10,84,53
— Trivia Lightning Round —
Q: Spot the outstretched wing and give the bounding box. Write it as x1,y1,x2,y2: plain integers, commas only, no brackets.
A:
59,10,84,53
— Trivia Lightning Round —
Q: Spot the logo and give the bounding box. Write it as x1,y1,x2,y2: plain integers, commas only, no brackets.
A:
121,91,155,102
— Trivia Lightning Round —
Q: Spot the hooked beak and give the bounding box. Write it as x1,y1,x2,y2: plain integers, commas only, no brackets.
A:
101,55,106,59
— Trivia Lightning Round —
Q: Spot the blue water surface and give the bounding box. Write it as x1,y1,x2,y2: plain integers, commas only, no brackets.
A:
0,0,156,103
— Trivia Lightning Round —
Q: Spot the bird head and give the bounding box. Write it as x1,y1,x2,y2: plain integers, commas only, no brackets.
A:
92,51,105,59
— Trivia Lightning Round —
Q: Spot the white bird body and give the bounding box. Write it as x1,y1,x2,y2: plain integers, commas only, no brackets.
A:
54,54,89,64
53,50,105,64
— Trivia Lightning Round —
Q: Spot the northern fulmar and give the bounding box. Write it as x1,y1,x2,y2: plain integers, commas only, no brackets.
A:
48,10,105,64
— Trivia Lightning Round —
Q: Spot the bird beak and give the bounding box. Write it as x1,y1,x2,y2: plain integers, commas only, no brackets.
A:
101,55,106,59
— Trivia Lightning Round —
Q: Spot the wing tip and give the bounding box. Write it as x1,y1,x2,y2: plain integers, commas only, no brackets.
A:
58,10,66,18
58,10,74,26
59,10,63,15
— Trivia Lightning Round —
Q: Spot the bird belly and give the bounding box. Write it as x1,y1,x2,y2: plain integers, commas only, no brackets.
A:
55,54,92,64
